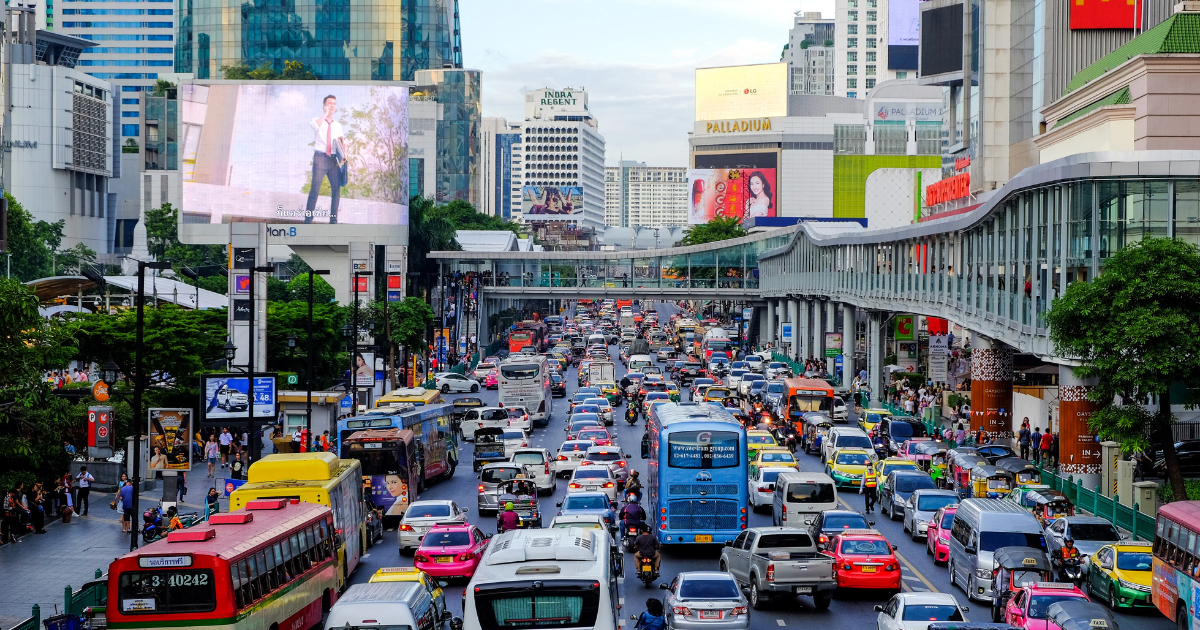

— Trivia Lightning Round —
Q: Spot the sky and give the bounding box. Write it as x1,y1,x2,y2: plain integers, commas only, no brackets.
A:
460,0,836,168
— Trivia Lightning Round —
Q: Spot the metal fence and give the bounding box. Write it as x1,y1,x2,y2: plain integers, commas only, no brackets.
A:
1035,461,1157,541
8,570,106,630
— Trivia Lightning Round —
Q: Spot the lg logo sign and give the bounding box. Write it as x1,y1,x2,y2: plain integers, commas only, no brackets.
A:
268,227,298,237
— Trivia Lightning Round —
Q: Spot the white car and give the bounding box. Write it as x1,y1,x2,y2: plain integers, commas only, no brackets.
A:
508,447,555,495
567,465,619,503
215,386,249,411
583,397,613,425
549,514,607,530
397,500,469,552
727,369,748,392
764,362,789,379
436,372,479,393
498,428,530,453
745,355,764,373
554,440,593,477
738,373,765,398
833,397,848,421
504,406,532,432
749,467,793,512
875,592,969,630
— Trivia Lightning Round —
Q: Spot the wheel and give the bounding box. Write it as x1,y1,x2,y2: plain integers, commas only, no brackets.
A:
1108,583,1118,607
903,518,909,533
441,384,450,393
967,574,978,601
927,542,933,555
949,559,958,589
992,603,1002,623
814,593,832,610
471,383,479,393
750,581,770,610
1179,602,1189,630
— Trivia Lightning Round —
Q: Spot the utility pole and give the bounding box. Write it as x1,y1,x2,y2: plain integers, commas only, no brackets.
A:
305,270,331,444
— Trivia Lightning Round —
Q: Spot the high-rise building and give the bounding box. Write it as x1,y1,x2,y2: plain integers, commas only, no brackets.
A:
480,117,521,220
782,12,835,95
513,87,606,229
416,68,482,207
604,162,688,228
835,0,920,99
175,0,460,81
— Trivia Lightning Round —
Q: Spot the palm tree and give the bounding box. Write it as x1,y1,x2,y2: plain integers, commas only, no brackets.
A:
408,195,459,297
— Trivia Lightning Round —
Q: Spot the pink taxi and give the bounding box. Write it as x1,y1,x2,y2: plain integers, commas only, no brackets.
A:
926,506,956,564
413,523,491,580
485,369,499,389
1003,582,1089,630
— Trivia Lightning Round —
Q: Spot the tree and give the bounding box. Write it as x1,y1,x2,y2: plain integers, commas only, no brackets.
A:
280,60,318,80
1045,237,1200,502
289,272,336,304
54,243,98,276
267,276,291,302
407,195,460,296
371,297,433,355
265,301,347,389
220,60,318,80
678,216,747,246
143,202,227,277
143,202,178,260
3,193,61,281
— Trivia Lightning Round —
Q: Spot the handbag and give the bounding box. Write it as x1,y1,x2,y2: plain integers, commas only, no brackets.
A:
333,139,349,186
110,500,117,511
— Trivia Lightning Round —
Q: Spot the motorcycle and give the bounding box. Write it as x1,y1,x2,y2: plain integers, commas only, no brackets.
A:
626,406,639,425
142,506,163,543
637,554,660,586
1057,556,1083,585
621,521,644,553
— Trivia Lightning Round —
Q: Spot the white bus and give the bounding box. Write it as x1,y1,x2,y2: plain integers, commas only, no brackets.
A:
461,528,619,630
498,355,553,427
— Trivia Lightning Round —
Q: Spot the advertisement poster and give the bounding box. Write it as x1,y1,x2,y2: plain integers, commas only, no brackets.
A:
148,408,192,471
181,83,410,225
688,168,778,225
824,332,843,357
367,474,410,516
521,186,584,219
202,375,276,420
888,0,921,45
1070,0,1143,29
695,63,787,121
352,352,376,388
895,314,916,341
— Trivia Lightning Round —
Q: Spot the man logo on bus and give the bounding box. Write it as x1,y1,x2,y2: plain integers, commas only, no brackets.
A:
696,471,713,482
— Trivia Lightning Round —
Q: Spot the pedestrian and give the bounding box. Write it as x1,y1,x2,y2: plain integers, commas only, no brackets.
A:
953,423,967,447
2,489,22,544
1031,426,1043,465
1018,419,1032,460
206,487,220,516
30,483,47,534
75,466,95,516
1040,430,1054,468
118,480,134,533
320,431,331,453
1051,432,1060,468
230,452,245,481
219,427,233,466
177,471,188,503
205,435,219,477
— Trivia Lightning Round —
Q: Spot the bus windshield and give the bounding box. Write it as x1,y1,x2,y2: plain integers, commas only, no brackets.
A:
791,396,832,413
502,364,540,379
667,431,740,469
117,570,217,614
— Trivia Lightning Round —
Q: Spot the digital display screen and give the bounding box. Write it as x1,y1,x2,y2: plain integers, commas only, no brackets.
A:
695,63,787,121
920,5,964,76
687,168,778,225
667,431,740,469
521,186,584,220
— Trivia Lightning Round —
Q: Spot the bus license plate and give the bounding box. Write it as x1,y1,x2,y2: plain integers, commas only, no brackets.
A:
694,535,712,543
862,566,876,573
699,610,721,620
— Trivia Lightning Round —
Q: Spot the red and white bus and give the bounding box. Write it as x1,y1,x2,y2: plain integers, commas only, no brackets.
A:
1152,500,1200,627
108,499,338,630
508,320,547,354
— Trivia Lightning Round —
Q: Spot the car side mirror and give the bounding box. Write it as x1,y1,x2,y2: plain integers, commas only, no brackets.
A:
485,533,493,539
725,540,734,546
961,606,969,613
462,508,469,514
659,583,669,590
965,545,977,554
868,521,876,526
626,454,632,459
450,618,464,630
874,605,884,613
1102,561,1113,570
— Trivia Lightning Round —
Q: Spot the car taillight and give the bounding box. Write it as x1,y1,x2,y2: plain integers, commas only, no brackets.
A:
758,485,771,492
545,462,551,474
478,485,485,492
522,443,528,447
415,553,429,562
886,563,899,571
781,505,787,520
672,607,691,616
399,524,414,531
557,455,568,460
819,534,828,545
843,563,853,571
766,564,775,581
603,482,614,488
569,483,582,489
617,460,626,467
732,606,748,616
459,551,476,561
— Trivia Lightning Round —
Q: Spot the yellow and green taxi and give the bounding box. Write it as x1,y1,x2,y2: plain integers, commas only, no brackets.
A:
370,567,449,621
704,386,734,403
749,447,798,478
746,431,778,462
663,381,681,402
859,408,892,433
874,457,920,479
1085,541,1154,609
596,381,622,406
825,448,874,487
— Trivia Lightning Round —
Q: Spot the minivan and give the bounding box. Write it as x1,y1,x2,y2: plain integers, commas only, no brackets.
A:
628,354,653,374
822,426,875,464
948,498,1047,602
325,581,440,630
772,471,839,528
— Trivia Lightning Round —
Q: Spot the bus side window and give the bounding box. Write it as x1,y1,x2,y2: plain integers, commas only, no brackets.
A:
231,560,245,610
253,550,268,598
299,527,314,568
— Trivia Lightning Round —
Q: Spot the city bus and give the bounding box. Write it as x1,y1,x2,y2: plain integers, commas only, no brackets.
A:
783,377,837,426
229,453,365,589
338,402,458,470
108,499,338,630
1152,500,1200,626
375,386,443,409
498,354,553,427
645,402,748,545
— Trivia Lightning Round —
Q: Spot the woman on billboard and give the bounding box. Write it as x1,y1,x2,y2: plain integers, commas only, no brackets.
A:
744,171,774,219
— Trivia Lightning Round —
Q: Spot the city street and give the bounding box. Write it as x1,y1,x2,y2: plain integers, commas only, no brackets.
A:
347,302,1174,630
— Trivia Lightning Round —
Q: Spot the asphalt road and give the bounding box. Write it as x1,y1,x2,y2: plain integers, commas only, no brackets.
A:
347,301,1172,630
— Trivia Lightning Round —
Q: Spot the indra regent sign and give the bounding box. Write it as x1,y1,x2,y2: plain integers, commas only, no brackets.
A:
539,90,579,106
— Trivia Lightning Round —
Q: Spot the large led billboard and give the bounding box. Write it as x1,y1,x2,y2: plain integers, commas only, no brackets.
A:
1071,0,1143,29
521,186,584,220
695,63,787,122
180,83,409,226
920,4,964,78
687,168,778,225
888,0,920,70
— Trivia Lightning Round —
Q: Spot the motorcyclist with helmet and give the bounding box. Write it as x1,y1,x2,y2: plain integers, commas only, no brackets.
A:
1052,537,1082,582
618,494,646,530
633,523,662,571
624,471,644,503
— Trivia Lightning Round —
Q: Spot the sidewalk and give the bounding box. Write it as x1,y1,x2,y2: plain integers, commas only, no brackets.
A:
0,471,236,630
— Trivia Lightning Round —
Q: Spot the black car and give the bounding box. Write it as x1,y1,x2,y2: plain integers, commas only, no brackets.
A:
807,509,875,548
878,416,927,456
678,361,704,382
976,444,1019,464
550,372,566,398
1153,440,1200,477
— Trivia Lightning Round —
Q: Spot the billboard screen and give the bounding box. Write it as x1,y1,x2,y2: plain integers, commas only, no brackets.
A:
695,63,787,122
920,4,964,77
888,0,920,70
181,83,409,226
148,409,192,472
687,168,777,225
201,374,277,421
521,186,584,220
1070,0,1143,29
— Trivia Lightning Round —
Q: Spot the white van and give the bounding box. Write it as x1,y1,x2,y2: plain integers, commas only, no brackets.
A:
628,354,654,374
948,498,1049,602
771,471,839,528
822,426,875,464
461,528,620,630
508,447,555,494
326,582,440,630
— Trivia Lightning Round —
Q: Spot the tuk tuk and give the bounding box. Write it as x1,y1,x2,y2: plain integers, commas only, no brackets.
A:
801,414,834,455
451,397,485,434
990,546,1055,622
1007,484,1054,509
472,427,508,472
952,456,990,498
995,457,1041,487
908,439,950,471
1045,600,1119,630
947,446,982,472
495,478,541,529
1027,488,1074,526
971,465,1014,499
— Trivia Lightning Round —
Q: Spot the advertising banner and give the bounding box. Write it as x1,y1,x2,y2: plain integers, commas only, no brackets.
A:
148,408,193,472
201,374,276,421
521,186,584,220
929,334,949,382
352,351,376,388
181,83,410,226
1070,0,1143,29
873,102,942,123
364,472,413,517
688,168,778,225
888,0,921,46
824,333,843,357
695,63,787,121
894,314,916,341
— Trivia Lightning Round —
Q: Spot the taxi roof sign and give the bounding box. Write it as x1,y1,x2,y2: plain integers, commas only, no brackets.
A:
1023,558,1038,566
1035,582,1078,589
839,529,884,537
1089,621,1109,628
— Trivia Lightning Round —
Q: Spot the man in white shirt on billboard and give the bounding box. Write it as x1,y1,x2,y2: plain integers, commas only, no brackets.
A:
305,94,345,224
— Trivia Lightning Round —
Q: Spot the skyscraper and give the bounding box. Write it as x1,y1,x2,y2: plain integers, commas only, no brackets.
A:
481,117,521,220
835,0,920,98
605,162,688,228
513,87,606,229
782,12,835,95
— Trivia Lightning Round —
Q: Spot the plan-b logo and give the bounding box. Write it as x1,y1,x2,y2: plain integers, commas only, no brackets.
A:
268,227,298,237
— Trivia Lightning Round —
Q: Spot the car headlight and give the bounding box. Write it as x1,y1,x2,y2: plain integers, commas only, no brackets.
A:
1118,579,1138,590
975,568,993,579
915,518,927,527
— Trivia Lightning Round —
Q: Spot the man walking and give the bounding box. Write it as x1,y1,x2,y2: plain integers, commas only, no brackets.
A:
1018,419,1032,460
218,427,233,467
304,94,345,224
1031,426,1043,465
75,466,95,516
1040,430,1054,468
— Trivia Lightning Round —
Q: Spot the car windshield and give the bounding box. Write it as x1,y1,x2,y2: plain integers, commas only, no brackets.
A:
1028,595,1085,619
501,431,525,440
407,504,451,518
890,423,914,438
678,579,740,600
762,471,783,483
761,452,794,463
552,521,602,529
707,389,730,398
786,483,836,503
748,435,775,445
895,476,936,493
1012,570,1042,587
901,605,964,621
584,399,607,406
940,512,956,528
571,416,601,426
840,539,891,555
565,495,609,510
421,531,470,547
1117,551,1153,571
836,452,870,466
562,442,590,451
766,383,785,393
838,436,873,450
824,514,869,530
575,406,600,414
758,533,814,548
511,452,545,465
646,393,669,401
501,364,540,379
587,451,620,461
979,532,1046,552
917,494,958,511
481,468,521,483
507,409,527,418
574,469,609,479
1068,523,1121,542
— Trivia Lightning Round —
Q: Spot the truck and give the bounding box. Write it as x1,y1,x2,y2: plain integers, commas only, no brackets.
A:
588,361,616,386
619,314,635,328
718,526,837,610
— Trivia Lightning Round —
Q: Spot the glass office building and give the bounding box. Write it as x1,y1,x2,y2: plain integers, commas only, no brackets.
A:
417,68,480,207
176,0,461,80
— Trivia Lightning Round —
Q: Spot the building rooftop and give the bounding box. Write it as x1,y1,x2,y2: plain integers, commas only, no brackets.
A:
455,230,519,252
1064,11,1200,94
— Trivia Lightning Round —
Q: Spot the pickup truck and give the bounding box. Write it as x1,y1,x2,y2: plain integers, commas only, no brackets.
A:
719,526,836,610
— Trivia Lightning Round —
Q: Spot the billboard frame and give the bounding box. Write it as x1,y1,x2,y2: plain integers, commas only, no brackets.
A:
200,373,278,424
148,408,194,472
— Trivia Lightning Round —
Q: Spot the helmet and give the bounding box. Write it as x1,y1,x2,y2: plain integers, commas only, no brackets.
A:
626,493,638,503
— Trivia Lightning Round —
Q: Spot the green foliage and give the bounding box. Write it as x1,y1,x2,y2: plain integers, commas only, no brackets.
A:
143,202,178,260
285,253,312,275
221,61,319,80
1158,478,1200,503
289,272,336,304
151,79,177,98
198,275,228,295
265,301,348,390
55,243,98,275
123,138,140,154
679,216,747,246
1045,237,1200,501
3,193,65,281
267,276,291,302
407,195,460,295
143,203,228,280
370,297,434,355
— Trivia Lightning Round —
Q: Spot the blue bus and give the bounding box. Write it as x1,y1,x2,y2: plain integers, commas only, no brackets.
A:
646,402,748,545
337,404,460,493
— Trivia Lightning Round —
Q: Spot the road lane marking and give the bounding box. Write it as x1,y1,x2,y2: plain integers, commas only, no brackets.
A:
619,598,624,606
361,554,370,559
837,496,940,593
776,619,786,626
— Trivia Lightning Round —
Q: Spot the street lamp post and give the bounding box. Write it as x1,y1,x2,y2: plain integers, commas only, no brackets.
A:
351,270,372,415
305,270,331,445
245,264,274,463
130,258,171,552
